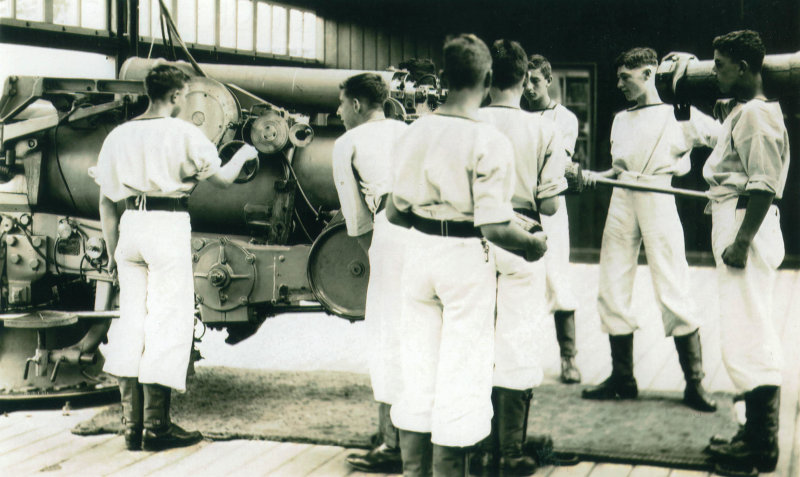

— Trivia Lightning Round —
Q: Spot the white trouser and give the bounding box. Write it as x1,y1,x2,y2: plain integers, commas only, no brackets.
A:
711,198,784,393
494,247,547,390
365,211,406,405
102,210,195,392
541,196,577,313
390,230,496,447
597,177,699,337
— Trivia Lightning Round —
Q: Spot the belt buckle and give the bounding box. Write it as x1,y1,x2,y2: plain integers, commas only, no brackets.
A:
440,220,448,237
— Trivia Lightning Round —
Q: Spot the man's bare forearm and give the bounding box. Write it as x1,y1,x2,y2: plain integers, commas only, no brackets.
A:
734,191,774,246
98,193,120,267
386,194,413,229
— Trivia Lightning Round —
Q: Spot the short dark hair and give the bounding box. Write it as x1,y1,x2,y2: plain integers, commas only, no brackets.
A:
442,34,492,91
614,47,658,70
145,64,190,102
340,73,389,108
528,54,552,81
490,39,528,90
713,30,766,73
398,58,437,85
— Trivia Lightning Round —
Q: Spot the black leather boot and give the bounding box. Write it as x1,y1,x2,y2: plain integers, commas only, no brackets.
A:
708,385,780,474
118,377,143,451
468,393,497,477
582,334,638,400
433,444,469,477
554,311,582,384
346,403,402,473
399,430,433,477
674,330,717,412
495,388,537,476
142,384,203,451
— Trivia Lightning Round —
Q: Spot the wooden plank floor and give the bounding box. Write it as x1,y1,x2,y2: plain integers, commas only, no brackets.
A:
2,264,799,477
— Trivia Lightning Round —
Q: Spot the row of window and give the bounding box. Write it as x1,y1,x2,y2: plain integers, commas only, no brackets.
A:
0,0,317,60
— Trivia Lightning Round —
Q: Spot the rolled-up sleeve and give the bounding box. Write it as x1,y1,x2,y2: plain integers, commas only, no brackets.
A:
332,135,374,236
93,133,125,202
473,133,516,227
561,111,579,157
683,106,722,149
739,134,785,194
735,109,786,195
536,128,568,200
185,126,222,181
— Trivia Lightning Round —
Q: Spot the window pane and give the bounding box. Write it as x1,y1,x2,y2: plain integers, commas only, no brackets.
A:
54,0,80,26
236,0,252,50
271,5,286,55
16,0,45,22
219,0,236,48
138,0,151,36
151,0,162,37
81,0,106,29
177,0,196,43
0,0,11,19
255,1,270,53
302,12,315,59
288,8,302,57
197,0,215,45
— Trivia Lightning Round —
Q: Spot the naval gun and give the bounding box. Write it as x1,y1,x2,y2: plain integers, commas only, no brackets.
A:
655,50,800,119
0,58,443,401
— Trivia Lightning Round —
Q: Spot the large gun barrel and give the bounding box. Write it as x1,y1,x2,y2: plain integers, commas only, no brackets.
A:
656,50,800,112
119,57,399,113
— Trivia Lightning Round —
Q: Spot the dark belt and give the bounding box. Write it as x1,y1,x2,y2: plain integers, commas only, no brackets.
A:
736,196,780,210
375,194,389,214
410,214,482,238
513,207,541,222
124,196,189,212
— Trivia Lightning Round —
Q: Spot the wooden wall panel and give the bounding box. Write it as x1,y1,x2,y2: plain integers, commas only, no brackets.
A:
319,16,441,71
389,33,404,68
349,24,364,69
336,22,351,68
323,18,337,67
362,26,376,70
375,29,390,70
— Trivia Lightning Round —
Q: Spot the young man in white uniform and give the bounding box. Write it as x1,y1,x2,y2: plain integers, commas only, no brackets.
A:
581,48,717,413
522,54,583,384
387,34,548,477
475,39,567,477
699,30,789,475
331,73,408,474
95,65,258,451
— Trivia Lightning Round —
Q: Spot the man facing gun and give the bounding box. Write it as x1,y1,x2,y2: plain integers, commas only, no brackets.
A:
95,64,258,452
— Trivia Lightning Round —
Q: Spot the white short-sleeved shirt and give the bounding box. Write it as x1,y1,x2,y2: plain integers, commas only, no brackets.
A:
703,99,790,201
477,106,568,210
93,117,221,202
331,118,408,237
531,102,579,157
391,113,516,227
610,104,718,177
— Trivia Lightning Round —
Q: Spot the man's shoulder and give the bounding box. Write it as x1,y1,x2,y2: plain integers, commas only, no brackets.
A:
733,100,786,135
554,103,578,120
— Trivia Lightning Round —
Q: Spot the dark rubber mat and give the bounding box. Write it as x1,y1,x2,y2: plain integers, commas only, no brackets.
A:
73,367,738,470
